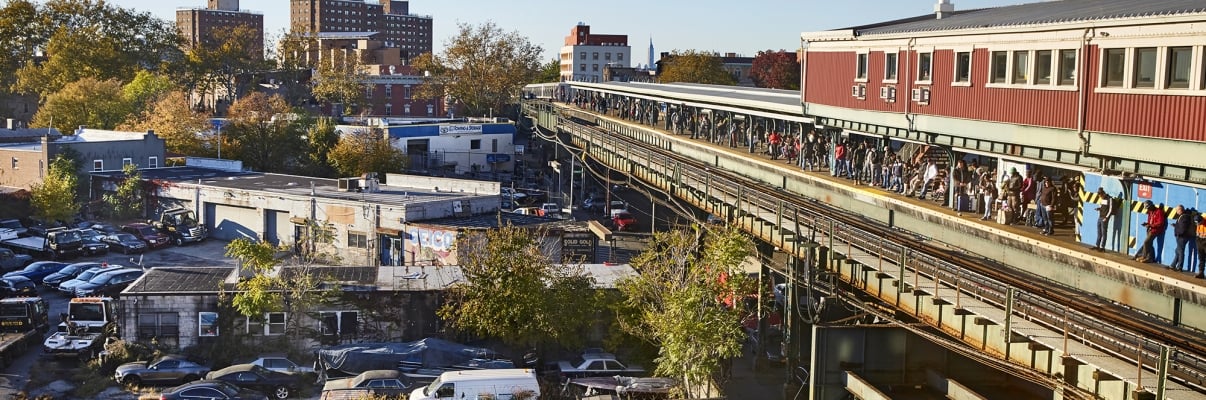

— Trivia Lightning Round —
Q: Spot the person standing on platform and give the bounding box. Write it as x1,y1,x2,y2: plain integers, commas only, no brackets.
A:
1094,189,1115,251
1037,176,1055,235
1195,215,1206,279
1171,205,1198,271
980,175,998,221
1134,200,1167,263
1006,168,1023,215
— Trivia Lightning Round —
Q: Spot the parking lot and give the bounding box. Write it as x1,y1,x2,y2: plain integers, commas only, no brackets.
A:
0,239,236,400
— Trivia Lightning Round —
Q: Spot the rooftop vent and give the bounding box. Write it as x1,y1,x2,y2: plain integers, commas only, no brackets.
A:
935,0,954,19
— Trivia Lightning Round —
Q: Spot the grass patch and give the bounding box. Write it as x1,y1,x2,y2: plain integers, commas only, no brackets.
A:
26,358,75,389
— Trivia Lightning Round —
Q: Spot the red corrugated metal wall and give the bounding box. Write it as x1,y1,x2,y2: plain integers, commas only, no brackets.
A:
921,49,1078,129
1084,46,1206,142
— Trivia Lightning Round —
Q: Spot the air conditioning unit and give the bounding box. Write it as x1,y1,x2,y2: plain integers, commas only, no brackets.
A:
920,88,931,104
879,87,889,99
887,87,897,102
851,85,860,97
857,85,866,98
911,88,922,102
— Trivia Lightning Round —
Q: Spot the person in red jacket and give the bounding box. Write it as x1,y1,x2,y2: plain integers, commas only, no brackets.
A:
1134,200,1167,263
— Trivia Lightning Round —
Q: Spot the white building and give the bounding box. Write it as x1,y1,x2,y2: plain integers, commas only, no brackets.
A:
337,121,516,176
559,23,630,83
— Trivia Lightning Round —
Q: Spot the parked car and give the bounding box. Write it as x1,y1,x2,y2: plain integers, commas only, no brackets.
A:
552,350,645,381
612,211,638,231
76,229,110,256
115,354,211,386
0,248,32,272
101,233,148,254
24,219,64,238
0,219,28,237
0,276,37,297
42,262,104,288
605,201,629,217
511,207,544,216
74,268,144,297
540,202,562,216
207,364,304,400
248,355,315,375
159,380,268,400
3,261,68,284
58,264,123,293
120,223,170,249
90,223,121,235
321,370,411,399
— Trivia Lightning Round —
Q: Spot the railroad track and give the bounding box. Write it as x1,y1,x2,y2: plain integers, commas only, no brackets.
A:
543,104,1206,393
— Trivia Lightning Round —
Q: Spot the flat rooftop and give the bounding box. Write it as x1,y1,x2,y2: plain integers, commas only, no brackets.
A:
92,167,494,207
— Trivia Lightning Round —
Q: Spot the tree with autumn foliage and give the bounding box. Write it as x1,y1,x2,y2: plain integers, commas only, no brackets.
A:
31,77,133,133
327,126,408,177
311,49,368,117
222,92,304,172
657,50,736,86
121,90,213,156
412,22,543,117
184,25,271,110
750,50,800,90
534,58,561,83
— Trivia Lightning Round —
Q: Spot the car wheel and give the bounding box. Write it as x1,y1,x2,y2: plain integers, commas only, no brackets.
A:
123,375,141,386
273,386,290,399
174,237,184,246
182,374,199,383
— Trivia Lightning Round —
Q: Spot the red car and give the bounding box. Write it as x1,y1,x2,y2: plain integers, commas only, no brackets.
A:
612,212,638,231
120,223,170,249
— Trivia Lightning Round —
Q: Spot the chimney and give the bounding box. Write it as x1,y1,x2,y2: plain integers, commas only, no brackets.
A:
935,0,954,19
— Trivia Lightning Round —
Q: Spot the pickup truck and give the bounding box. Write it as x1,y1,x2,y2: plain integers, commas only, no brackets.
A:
0,249,32,272
553,350,645,381
1,227,82,260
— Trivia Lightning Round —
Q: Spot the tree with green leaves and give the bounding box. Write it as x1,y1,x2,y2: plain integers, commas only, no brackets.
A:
534,58,561,83
31,77,132,134
224,220,339,338
412,22,543,117
122,70,177,115
223,92,304,172
616,226,755,398
657,50,737,86
185,25,270,109
750,49,800,90
327,127,408,177
440,225,601,351
8,0,182,100
29,154,79,223
272,33,318,105
297,116,341,177
311,49,369,117
103,163,143,220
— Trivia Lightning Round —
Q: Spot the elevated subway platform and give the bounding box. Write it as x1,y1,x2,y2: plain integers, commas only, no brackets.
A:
538,100,1206,332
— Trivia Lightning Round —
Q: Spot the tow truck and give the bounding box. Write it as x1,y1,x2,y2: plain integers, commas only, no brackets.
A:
152,208,207,246
0,227,82,260
43,297,118,361
0,297,49,367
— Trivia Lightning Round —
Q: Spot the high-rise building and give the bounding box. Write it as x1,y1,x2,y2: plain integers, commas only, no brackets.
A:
648,37,654,70
290,0,433,62
559,23,630,83
176,0,264,59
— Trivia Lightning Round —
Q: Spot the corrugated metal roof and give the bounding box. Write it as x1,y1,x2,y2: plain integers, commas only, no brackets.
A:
852,0,1206,36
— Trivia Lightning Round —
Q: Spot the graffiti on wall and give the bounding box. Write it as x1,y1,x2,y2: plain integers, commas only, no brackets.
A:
405,226,458,265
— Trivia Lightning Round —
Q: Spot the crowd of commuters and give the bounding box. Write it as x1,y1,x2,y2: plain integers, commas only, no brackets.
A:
558,94,1205,279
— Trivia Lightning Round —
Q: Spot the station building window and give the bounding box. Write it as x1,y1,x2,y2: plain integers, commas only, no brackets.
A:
1035,50,1052,85
990,51,1008,84
1166,46,1192,89
884,52,897,81
1058,50,1077,86
916,52,932,82
1133,47,1157,88
854,52,868,81
954,51,971,84
1102,48,1126,87
1011,50,1029,84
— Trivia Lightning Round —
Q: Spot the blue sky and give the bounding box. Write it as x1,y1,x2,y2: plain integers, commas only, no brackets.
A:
103,0,1034,64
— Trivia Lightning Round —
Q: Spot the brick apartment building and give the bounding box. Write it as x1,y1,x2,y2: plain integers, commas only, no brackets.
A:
176,0,265,59
290,0,433,62
559,23,631,83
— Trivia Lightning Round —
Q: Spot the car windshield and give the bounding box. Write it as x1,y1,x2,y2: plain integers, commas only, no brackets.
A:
217,382,240,397
0,303,28,317
56,230,81,243
423,377,444,396
59,265,80,275
87,272,115,284
114,234,138,242
0,221,19,229
76,269,104,281
137,227,157,236
79,229,100,239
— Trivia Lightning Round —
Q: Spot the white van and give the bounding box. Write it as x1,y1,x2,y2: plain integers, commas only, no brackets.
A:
409,369,540,400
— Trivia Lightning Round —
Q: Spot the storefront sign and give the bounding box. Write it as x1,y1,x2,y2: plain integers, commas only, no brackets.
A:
562,231,597,263
438,124,483,136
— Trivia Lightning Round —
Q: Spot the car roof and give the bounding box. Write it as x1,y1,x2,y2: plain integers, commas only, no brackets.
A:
0,297,42,304
28,261,65,267
352,370,401,386
212,363,266,376
122,223,151,228
164,380,235,393
155,354,189,362
95,268,142,278
2,276,31,283
582,352,618,360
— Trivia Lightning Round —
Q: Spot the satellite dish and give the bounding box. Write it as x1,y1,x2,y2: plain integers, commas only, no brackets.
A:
388,65,396,75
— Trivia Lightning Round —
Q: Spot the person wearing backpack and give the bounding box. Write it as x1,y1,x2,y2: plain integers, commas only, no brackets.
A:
1171,205,1198,271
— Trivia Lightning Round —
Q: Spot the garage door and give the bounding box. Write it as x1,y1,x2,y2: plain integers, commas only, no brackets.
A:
264,210,293,246
204,203,260,241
